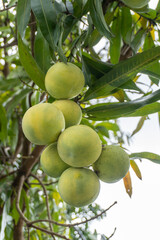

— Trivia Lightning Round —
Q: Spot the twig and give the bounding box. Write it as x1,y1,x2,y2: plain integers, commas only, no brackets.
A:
0,4,17,12
15,174,71,240
108,227,116,240
0,170,17,181
29,180,58,186
27,226,30,240
30,224,71,240
29,201,117,227
15,175,29,223
30,173,55,239
0,40,17,49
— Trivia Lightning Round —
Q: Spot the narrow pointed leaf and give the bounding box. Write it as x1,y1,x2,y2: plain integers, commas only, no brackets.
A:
82,53,113,78
34,27,51,73
130,160,142,180
131,28,147,53
18,34,45,90
110,14,122,64
123,171,132,197
89,0,113,40
131,116,147,136
83,46,160,101
141,61,160,84
0,105,7,144
17,0,31,37
6,89,32,116
84,89,160,120
126,102,160,117
121,7,132,44
31,0,57,53
130,152,160,164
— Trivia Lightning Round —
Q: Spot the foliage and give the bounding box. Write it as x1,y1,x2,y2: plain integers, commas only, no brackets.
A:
0,0,160,239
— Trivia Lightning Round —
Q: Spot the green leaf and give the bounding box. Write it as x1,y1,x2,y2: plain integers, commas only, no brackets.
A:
18,34,45,90
141,61,160,85
17,0,31,38
0,198,11,240
127,102,160,117
82,53,113,77
31,0,57,54
34,27,51,73
83,46,160,101
0,105,7,145
6,88,31,116
121,7,132,44
110,14,122,64
56,14,67,63
130,152,160,164
89,0,113,40
82,53,142,92
130,160,142,180
131,28,147,53
9,118,18,152
84,89,160,120
0,78,21,90
95,125,109,138
131,116,147,136
62,15,77,42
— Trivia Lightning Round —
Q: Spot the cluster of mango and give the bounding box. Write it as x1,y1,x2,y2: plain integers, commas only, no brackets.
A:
22,62,130,207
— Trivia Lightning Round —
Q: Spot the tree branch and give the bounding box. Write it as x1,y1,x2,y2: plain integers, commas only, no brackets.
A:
30,173,55,239
0,4,17,12
28,201,117,227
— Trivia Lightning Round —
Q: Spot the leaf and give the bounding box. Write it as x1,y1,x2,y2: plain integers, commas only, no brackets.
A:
34,27,51,73
121,7,132,44
131,28,147,53
17,0,31,38
83,46,160,101
6,89,31,116
62,15,77,42
96,122,119,132
0,78,21,90
129,152,160,164
84,89,160,120
141,61,160,84
82,53,142,93
89,0,113,40
0,198,11,240
31,0,57,54
0,105,7,145
127,102,160,117
110,14,122,64
123,171,132,197
131,116,147,136
95,126,109,138
56,14,67,63
18,34,45,90
130,160,142,180
82,53,113,78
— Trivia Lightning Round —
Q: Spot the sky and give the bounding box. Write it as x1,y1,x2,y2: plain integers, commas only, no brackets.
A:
90,0,160,239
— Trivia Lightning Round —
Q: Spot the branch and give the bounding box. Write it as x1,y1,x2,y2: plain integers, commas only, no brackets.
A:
15,175,29,223
15,171,71,239
30,173,55,239
107,227,117,240
29,180,58,186
0,170,17,181
29,201,117,227
0,40,17,49
0,4,17,12
29,224,71,240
